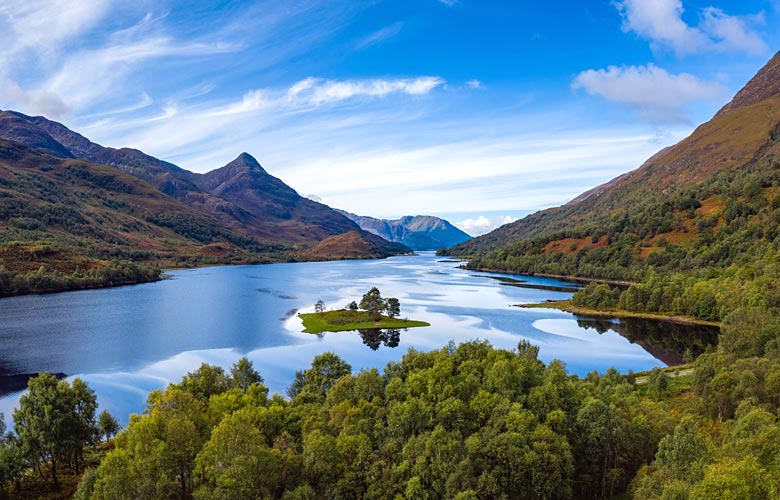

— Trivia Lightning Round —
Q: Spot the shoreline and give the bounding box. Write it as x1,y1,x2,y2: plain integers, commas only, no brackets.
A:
0,251,419,300
516,300,721,327
463,265,638,287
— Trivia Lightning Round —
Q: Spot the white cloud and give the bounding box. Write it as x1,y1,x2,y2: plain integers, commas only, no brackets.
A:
355,22,404,49
456,216,518,236
298,77,445,105
572,64,725,122
700,8,768,55
0,80,70,118
210,76,445,116
466,80,484,89
438,0,457,5
615,0,768,56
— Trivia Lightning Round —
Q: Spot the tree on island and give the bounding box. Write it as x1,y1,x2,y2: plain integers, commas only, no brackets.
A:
359,287,401,322
315,300,325,313
348,301,358,311
360,287,386,321
385,297,400,318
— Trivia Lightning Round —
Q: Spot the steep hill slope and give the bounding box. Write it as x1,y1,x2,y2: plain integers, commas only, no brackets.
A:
444,52,780,321
0,113,411,296
0,111,368,247
0,140,280,296
337,211,471,250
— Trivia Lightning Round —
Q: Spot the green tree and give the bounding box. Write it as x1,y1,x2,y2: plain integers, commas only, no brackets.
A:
385,297,401,318
288,353,352,399
359,287,384,321
13,374,96,487
97,410,120,443
179,363,231,402
194,407,292,500
347,301,358,311
690,457,773,499
230,357,263,393
314,300,324,313
91,387,209,500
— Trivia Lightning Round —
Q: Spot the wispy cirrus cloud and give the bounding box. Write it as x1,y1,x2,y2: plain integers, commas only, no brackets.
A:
207,76,445,117
356,21,404,49
572,64,726,123
615,0,768,56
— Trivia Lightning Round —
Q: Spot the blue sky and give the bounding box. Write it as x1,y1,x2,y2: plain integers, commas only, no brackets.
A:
0,0,778,234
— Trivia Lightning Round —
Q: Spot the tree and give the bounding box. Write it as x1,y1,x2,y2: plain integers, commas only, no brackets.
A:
359,287,384,321
287,353,352,399
385,297,400,318
230,357,264,392
13,374,96,487
347,301,358,311
98,410,120,443
314,300,325,314
194,407,294,500
92,388,209,500
70,378,99,472
179,363,231,402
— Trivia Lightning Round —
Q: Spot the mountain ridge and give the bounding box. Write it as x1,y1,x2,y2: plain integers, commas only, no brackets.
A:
336,210,471,250
0,112,410,296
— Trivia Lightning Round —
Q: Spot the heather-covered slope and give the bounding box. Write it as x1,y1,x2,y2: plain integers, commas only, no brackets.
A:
0,140,280,296
0,111,369,248
0,113,411,295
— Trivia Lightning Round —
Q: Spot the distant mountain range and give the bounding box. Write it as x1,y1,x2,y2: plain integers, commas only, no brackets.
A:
336,210,471,250
0,111,409,295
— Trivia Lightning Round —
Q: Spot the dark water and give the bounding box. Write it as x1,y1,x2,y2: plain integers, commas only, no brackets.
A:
0,253,717,424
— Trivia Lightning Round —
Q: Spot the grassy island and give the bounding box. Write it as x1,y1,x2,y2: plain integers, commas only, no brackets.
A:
298,309,430,334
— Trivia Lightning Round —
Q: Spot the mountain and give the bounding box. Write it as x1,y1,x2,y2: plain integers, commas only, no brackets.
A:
0,112,410,295
0,111,370,246
0,138,275,295
444,51,780,321
337,211,471,250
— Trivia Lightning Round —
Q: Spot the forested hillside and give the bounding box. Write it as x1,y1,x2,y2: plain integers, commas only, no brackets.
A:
443,52,780,322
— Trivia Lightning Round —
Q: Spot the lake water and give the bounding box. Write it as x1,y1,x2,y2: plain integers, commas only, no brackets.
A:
0,253,717,424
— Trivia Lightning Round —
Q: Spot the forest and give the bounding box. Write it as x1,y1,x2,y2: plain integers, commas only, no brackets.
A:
1,322,778,499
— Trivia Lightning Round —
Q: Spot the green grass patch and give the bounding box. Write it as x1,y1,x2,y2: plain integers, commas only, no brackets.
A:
298,309,430,334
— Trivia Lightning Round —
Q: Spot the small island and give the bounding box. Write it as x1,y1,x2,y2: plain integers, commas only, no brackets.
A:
298,287,430,334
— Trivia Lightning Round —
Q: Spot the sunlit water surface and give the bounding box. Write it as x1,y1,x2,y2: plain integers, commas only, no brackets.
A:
0,253,717,424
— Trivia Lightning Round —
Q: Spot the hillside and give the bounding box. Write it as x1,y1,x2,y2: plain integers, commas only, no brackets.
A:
0,111,368,246
444,51,780,321
337,210,471,250
0,139,280,296
299,230,410,260
0,114,410,295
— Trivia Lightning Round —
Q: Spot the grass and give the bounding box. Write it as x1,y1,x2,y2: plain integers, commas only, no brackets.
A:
516,300,720,327
298,309,430,334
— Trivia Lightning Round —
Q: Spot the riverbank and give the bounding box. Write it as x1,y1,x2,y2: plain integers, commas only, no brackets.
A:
517,300,721,327
298,310,430,334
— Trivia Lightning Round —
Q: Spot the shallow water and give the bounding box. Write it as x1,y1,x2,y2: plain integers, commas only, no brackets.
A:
0,253,717,424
